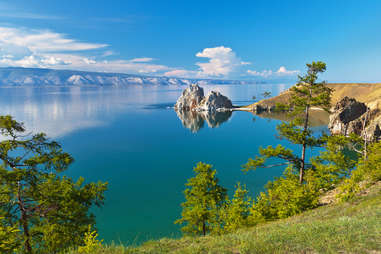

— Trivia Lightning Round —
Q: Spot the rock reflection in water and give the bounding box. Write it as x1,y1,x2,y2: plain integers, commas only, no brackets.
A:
175,109,232,133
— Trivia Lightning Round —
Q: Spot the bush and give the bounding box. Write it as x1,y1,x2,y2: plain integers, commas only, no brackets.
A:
338,141,381,201
221,183,256,233
253,166,320,220
77,225,103,254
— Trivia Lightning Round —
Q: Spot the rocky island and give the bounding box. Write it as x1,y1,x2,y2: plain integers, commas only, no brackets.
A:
175,84,233,112
174,84,233,132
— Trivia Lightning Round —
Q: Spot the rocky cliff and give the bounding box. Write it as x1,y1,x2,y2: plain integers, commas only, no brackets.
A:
328,96,381,141
174,84,204,111
174,84,233,112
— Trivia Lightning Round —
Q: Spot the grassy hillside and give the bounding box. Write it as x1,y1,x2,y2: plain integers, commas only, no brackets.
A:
329,83,381,110
68,182,381,254
244,83,381,111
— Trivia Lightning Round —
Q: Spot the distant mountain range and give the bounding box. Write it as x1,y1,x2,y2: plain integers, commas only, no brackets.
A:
0,67,264,87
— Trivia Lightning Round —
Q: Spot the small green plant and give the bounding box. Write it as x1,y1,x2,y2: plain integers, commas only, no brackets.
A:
77,225,103,254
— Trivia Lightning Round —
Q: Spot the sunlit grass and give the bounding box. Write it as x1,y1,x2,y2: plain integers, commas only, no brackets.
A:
67,183,381,254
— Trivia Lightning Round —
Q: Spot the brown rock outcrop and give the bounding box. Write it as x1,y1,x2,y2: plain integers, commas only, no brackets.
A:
328,96,381,141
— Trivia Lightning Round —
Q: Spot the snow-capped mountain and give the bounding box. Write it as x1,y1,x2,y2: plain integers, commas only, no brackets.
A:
0,67,262,87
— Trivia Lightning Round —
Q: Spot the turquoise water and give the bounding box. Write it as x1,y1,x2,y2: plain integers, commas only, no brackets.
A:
0,83,323,244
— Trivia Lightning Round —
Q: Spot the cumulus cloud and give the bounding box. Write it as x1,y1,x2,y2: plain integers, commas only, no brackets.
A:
195,46,246,77
165,46,249,78
276,66,299,76
247,66,299,78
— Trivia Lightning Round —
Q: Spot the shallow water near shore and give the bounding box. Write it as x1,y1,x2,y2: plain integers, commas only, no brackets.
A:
0,83,328,244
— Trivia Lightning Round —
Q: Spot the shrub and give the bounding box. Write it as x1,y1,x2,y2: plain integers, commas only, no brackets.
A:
338,141,381,201
253,166,320,220
77,225,103,254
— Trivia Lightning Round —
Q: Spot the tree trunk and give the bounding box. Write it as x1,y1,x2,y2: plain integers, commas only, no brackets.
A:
300,105,310,184
202,221,206,236
17,181,32,254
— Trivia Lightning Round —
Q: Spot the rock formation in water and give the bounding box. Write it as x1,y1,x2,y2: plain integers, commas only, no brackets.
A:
174,84,233,132
196,91,233,112
174,84,204,111
174,84,233,112
328,96,381,141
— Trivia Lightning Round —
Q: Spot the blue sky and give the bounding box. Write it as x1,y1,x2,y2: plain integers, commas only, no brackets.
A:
0,0,380,82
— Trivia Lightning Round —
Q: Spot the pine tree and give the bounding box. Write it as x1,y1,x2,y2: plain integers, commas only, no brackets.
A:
0,115,107,253
175,162,227,236
245,61,332,184
222,183,252,233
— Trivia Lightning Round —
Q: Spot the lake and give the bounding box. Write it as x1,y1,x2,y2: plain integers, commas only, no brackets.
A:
0,83,325,244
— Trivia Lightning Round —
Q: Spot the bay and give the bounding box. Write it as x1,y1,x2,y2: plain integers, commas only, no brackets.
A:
0,83,324,244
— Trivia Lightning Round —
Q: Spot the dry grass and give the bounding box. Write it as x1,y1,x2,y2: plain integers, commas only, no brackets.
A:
328,83,381,110
245,83,381,111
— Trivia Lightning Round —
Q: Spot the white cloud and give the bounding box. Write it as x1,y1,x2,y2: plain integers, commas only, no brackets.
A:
247,69,273,78
0,54,70,68
1,54,14,58
0,27,107,53
83,58,96,65
102,50,115,57
41,56,70,66
247,66,299,78
165,46,250,78
164,69,197,78
195,46,246,77
0,26,170,74
130,57,154,63
0,25,297,79
276,66,299,76
36,54,170,74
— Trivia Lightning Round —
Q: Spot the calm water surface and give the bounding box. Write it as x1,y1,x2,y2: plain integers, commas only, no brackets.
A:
0,83,321,244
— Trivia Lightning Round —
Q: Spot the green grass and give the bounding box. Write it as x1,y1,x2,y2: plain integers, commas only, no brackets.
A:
68,184,381,254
